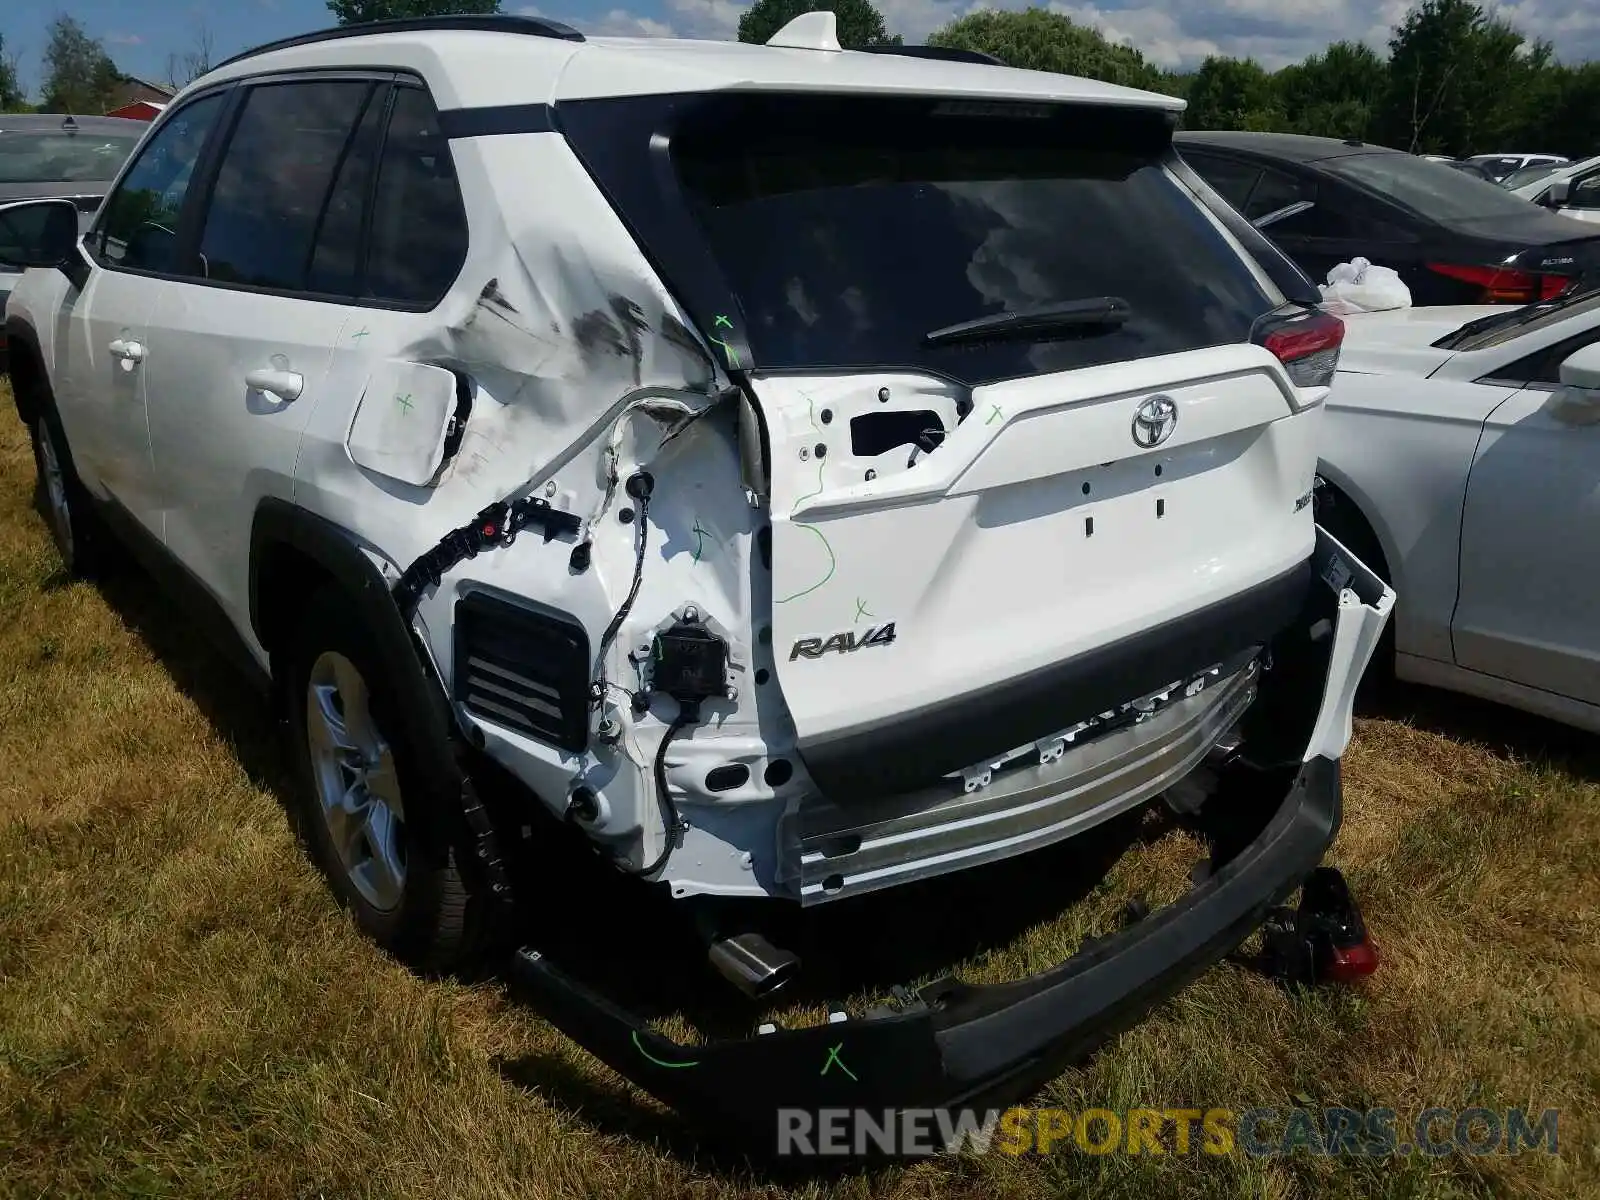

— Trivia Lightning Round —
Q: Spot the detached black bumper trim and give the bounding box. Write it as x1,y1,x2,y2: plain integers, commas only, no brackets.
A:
509,754,1340,1157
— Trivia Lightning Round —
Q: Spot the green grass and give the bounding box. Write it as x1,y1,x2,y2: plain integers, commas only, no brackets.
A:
1,379,1596,1198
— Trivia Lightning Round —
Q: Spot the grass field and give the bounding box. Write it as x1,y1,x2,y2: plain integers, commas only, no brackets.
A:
1,377,1596,1199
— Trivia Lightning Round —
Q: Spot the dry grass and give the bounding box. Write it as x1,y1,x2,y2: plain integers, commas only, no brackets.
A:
1,376,1597,1199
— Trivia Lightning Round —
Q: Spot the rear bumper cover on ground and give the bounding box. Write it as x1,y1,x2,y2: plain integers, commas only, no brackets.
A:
508,529,1394,1156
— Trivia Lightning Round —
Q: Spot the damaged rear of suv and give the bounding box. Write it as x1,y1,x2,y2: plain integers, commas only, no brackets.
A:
1,13,1392,1153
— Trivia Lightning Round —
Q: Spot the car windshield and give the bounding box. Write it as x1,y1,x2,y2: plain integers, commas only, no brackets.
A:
0,131,141,184
1501,164,1561,191
1322,151,1543,222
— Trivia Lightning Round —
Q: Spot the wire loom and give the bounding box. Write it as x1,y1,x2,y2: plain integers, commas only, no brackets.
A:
392,496,582,619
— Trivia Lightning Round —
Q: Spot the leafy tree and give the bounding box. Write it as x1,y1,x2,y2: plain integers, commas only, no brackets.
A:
928,9,1162,90
737,0,899,48
1538,62,1600,158
40,16,119,115
1277,41,1387,139
0,33,25,111
327,0,501,24
1182,56,1285,131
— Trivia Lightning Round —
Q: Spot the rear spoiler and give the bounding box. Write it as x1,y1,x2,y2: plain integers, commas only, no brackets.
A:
1166,150,1323,308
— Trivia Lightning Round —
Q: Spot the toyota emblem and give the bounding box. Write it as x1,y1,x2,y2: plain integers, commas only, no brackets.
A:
1131,395,1178,449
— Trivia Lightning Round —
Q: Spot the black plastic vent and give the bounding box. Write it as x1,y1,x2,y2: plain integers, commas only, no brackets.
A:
454,592,590,752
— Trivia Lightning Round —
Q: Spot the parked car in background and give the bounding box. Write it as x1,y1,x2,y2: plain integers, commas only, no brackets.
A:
1508,154,1600,224
1446,159,1498,181
0,113,146,369
1316,288,1600,733
1175,131,1600,305
1463,152,1568,183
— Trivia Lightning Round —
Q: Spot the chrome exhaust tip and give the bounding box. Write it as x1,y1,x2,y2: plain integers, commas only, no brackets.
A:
707,932,800,1000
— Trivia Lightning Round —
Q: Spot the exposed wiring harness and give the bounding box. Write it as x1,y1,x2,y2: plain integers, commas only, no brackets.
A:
392,496,580,620
588,471,653,708
621,701,698,878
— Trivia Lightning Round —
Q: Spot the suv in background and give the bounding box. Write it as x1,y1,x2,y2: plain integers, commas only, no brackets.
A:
1464,152,1568,183
0,114,145,369
0,14,1390,1146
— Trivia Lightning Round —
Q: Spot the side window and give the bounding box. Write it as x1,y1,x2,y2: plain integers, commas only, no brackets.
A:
306,87,389,296
94,93,225,273
1182,150,1260,211
1244,167,1311,221
1487,329,1600,387
363,85,469,306
1569,172,1600,211
196,79,374,291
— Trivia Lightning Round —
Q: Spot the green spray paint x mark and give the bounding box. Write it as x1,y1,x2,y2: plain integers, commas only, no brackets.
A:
709,314,742,369
821,1043,857,1081
351,326,370,341
691,517,710,562
395,393,414,415
632,1029,700,1069
854,598,874,622
987,404,1004,425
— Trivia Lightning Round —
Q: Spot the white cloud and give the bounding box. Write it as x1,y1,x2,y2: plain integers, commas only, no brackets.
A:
525,0,1600,66
106,32,144,46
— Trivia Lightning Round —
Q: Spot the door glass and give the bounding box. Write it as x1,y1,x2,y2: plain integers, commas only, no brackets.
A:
1180,150,1261,210
1569,174,1600,210
196,79,373,291
363,85,469,307
93,93,225,273
1244,167,1312,223
306,86,388,296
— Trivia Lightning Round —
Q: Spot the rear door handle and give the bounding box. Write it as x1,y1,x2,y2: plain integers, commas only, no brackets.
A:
244,367,304,402
108,338,144,363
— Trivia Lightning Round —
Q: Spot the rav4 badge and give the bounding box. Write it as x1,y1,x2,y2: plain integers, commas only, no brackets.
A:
789,623,897,661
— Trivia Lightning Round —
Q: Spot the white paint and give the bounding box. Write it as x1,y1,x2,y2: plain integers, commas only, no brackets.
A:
345,360,459,487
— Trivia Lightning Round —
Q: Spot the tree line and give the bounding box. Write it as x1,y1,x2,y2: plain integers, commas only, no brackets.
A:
3,0,1595,159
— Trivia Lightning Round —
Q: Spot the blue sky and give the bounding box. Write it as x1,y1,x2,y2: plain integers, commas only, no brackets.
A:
4,0,1597,97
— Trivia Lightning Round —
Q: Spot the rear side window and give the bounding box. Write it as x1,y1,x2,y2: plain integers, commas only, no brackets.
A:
363,85,468,306
94,94,225,273
1181,150,1261,211
669,95,1281,385
1323,152,1539,222
197,80,374,291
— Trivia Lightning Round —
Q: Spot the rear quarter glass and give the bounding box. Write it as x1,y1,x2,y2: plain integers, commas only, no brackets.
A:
561,92,1282,386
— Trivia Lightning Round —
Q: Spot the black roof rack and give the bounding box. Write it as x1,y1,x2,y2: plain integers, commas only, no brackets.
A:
856,44,1006,67
213,14,584,73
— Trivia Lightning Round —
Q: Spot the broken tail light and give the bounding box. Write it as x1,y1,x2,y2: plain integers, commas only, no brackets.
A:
1254,308,1345,396
1425,262,1572,304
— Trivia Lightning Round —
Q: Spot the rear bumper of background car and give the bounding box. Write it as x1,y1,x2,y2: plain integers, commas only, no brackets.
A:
508,528,1394,1158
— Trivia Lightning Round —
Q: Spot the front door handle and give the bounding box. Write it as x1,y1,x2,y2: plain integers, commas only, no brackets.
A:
244,367,304,402
108,338,144,363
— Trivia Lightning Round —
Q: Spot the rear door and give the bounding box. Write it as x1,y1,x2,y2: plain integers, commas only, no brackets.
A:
667,96,1315,778
142,74,383,636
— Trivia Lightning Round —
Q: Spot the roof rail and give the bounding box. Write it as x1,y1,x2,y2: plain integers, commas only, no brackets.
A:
856,44,1006,66
212,14,584,73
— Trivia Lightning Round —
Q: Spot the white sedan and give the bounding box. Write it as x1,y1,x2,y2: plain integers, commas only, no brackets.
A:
1507,154,1600,224
1316,291,1600,732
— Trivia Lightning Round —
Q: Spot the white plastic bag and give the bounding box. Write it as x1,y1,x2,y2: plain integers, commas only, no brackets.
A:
1318,257,1412,314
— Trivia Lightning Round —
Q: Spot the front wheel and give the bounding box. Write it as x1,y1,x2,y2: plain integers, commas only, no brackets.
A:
283,586,501,973
29,412,104,578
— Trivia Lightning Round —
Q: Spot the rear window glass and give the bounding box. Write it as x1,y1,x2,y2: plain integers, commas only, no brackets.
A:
1323,152,1540,222
669,95,1281,385
0,131,140,184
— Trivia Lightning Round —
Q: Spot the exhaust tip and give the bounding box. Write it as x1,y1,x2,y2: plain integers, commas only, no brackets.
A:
707,932,800,1000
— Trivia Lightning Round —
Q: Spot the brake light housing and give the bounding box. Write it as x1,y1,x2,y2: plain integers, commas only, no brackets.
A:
1425,261,1573,304
1254,308,1345,393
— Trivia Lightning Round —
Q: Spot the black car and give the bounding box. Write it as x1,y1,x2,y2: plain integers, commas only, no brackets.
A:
1174,130,1600,305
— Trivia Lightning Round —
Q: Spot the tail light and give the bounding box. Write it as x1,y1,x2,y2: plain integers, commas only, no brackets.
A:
1254,308,1345,397
1425,262,1572,304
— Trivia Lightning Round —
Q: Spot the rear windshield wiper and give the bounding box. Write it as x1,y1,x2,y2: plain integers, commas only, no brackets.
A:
924,297,1131,347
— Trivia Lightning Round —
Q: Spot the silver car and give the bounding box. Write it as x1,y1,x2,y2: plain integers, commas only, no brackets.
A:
0,114,146,368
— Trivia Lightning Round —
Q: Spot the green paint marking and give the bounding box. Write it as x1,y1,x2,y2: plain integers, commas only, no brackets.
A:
710,335,741,369
351,326,370,341
987,404,1004,425
854,598,873,622
821,1043,857,1082
691,517,710,562
632,1029,700,1069
713,314,734,329
775,461,835,604
396,393,414,415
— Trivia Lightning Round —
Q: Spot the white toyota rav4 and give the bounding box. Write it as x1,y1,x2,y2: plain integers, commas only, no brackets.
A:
1,13,1392,1146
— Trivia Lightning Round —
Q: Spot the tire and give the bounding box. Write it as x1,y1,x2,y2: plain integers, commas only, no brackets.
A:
28,408,106,579
283,583,500,973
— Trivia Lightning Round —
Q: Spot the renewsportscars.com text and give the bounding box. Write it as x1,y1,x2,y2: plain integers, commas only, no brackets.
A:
774,1105,1560,1158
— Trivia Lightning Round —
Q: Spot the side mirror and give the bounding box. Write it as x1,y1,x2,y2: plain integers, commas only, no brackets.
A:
1550,342,1600,426
1545,179,1571,208
0,198,81,269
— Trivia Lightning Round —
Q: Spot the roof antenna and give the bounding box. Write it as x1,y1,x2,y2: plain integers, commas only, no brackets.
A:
62,114,78,133
766,11,842,51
